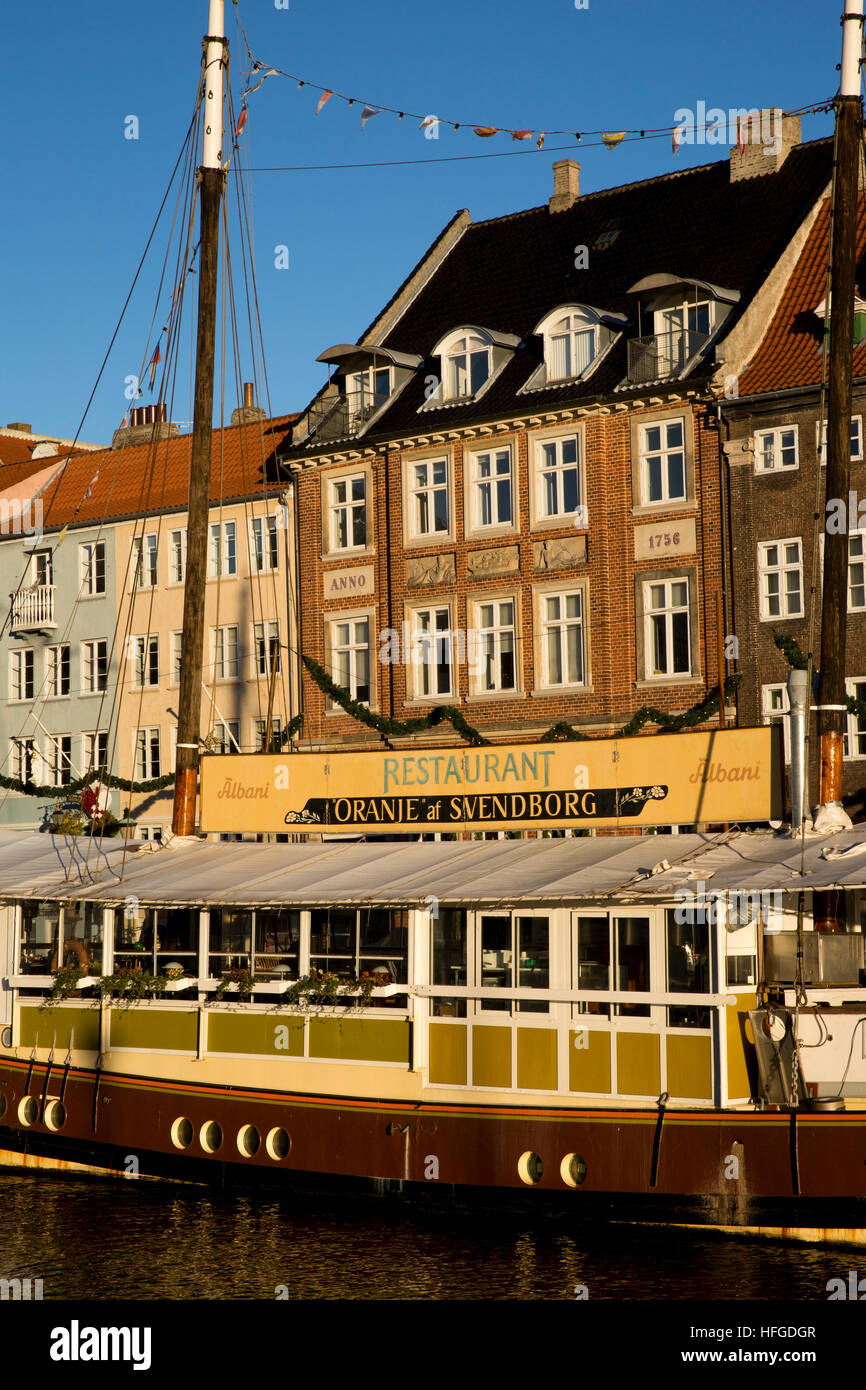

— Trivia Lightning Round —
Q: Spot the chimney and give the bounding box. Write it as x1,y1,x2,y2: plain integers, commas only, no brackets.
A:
231,381,267,426
6,422,32,434
549,160,581,213
729,109,801,182
111,401,180,448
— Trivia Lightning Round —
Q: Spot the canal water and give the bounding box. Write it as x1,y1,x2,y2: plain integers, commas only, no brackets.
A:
2,1169,865,1301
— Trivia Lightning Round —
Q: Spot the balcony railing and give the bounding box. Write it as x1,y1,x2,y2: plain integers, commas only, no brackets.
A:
303,388,390,443
627,329,710,385
11,584,56,632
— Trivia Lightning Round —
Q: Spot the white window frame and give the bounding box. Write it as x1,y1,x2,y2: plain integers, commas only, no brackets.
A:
469,446,514,531
9,648,34,702
849,530,866,612
30,548,52,586
471,596,518,695
168,528,187,585
845,678,866,760
170,631,183,686
408,457,450,539
79,541,105,596
131,533,158,590
82,730,108,776
253,621,281,678
10,736,39,783
440,330,491,401
762,684,792,765
638,419,687,506
208,520,237,579
211,625,239,682
133,726,161,780
81,639,108,694
249,515,280,574
253,716,283,753
408,604,453,700
210,719,240,755
46,643,70,699
543,312,597,382
758,538,804,621
539,587,587,689
328,473,367,552
329,614,372,706
346,364,391,422
817,415,863,465
643,578,692,679
535,432,584,524
754,425,799,473
131,634,159,690
47,733,73,788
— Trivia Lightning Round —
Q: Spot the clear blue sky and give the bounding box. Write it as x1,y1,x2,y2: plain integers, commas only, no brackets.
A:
0,0,841,444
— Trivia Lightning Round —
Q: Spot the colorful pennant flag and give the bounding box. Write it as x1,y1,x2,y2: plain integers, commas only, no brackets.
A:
316,89,333,115
148,343,161,392
419,116,440,133
360,105,380,130
474,127,498,138
737,116,747,155
84,472,99,501
672,123,687,155
602,131,625,150
235,106,248,138
536,133,545,150
511,130,533,142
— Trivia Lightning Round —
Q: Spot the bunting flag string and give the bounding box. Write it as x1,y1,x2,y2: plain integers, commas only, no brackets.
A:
233,54,832,153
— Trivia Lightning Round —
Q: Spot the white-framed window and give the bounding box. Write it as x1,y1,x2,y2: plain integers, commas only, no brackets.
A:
845,678,866,759
331,617,370,704
329,474,367,551
655,299,712,372
210,720,239,755
817,416,863,464
30,549,52,586
46,644,70,698
82,730,108,775
47,734,73,788
347,365,391,420
545,312,596,381
537,434,583,521
134,727,161,780
253,621,281,677
410,606,453,699
250,516,280,573
541,590,586,687
212,625,239,681
171,631,183,686
168,529,186,584
474,598,517,693
131,533,158,589
477,911,550,1016
644,579,691,678
254,717,282,753
208,520,237,578
755,426,799,472
758,539,803,620
409,458,449,537
762,684,791,764
80,541,105,596
639,420,686,504
10,648,34,702
131,635,159,689
443,332,490,400
850,531,866,611
10,737,38,783
82,639,108,694
471,447,513,529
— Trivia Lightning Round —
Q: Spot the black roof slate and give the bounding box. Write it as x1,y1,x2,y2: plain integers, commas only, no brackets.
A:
284,139,833,455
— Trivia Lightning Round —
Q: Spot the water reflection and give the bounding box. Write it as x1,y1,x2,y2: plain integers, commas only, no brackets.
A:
0,1172,864,1301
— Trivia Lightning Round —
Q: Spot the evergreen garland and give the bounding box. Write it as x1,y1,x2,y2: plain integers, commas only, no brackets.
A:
303,654,743,746
0,770,175,801
772,631,866,718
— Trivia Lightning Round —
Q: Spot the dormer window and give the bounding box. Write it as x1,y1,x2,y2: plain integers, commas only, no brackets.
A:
444,332,491,399
301,343,422,445
347,365,392,416
625,275,739,386
521,305,626,394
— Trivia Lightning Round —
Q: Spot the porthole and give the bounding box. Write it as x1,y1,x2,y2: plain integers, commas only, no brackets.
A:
517,1150,544,1185
17,1096,37,1127
44,1100,66,1132
170,1117,193,1150
0,1092,6,1120
560,1153,587,1188
200,1121,223,1154
265,1127,291,1161
1,1026,11,1050
237,1124,261,1158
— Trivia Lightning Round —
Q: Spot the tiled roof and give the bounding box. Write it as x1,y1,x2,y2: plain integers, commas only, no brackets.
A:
28,412,298,534
283,139,834,455
738,197,866,396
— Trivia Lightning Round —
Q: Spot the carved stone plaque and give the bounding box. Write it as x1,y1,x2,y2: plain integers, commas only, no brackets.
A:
467,545,520,578
533,535,587,572
406,552,456,588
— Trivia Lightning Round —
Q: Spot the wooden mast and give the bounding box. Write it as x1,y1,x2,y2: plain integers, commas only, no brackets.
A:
172,0,227,836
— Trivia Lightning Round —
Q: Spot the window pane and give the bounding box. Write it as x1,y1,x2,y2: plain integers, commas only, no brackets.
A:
615,916,650,1017
480,914,511,1012
576,916,609,1017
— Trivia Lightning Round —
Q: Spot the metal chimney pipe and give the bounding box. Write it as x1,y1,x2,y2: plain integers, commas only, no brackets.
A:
787,668,810,829
243,381,254,409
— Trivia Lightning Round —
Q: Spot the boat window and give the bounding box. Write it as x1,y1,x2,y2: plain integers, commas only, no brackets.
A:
61,903,104,974
665,909,711,1028
18,900,60,975
310,908,408,1005
431,908,467,1017
574,915,611,1018
614,916,651,1018
116,907,198,979
254,909,300,980
479,913,549,1015
208,908,252,977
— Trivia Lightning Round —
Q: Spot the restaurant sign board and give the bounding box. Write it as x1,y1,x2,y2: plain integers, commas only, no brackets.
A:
200,727,782,834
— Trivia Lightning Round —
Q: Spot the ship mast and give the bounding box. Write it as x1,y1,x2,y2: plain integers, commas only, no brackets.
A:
172,0,227,836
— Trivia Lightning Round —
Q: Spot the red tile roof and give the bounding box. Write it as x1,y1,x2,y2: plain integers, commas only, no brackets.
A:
33,412,298,534
738,198,866,396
